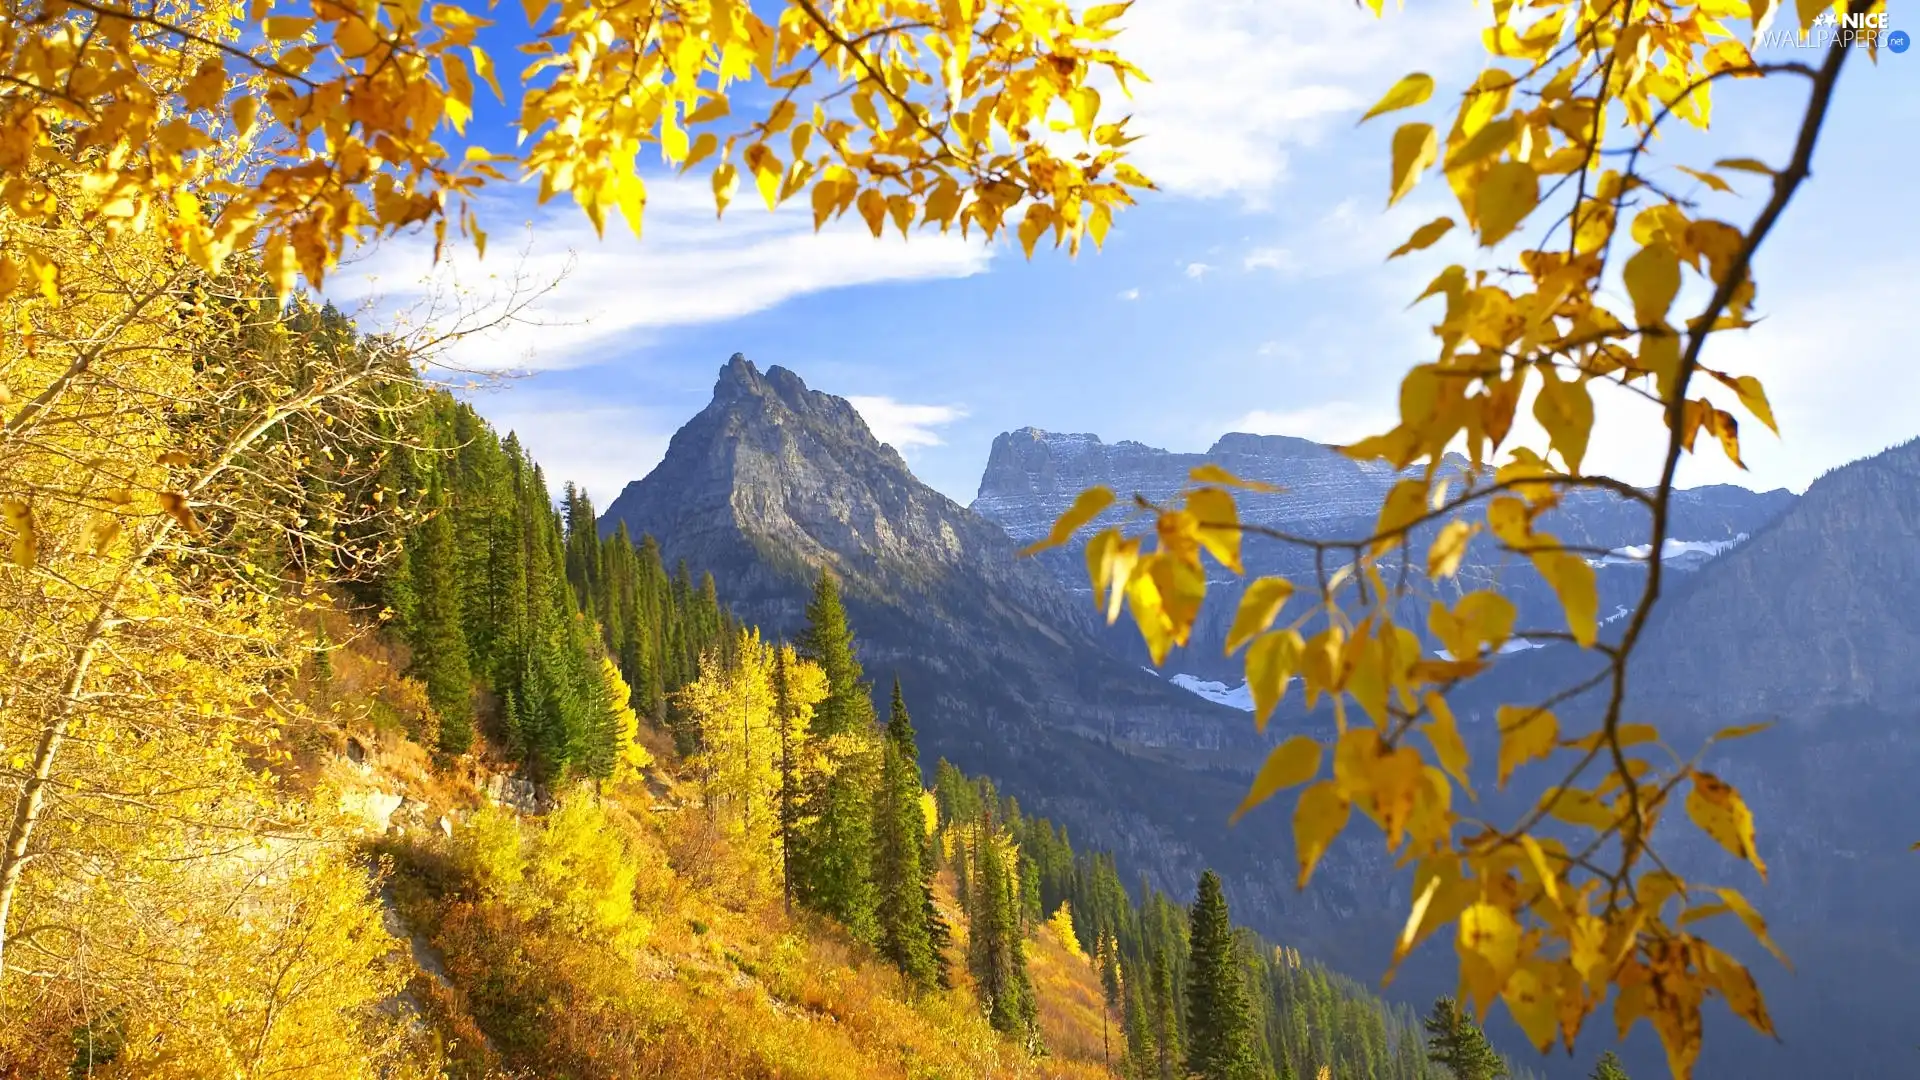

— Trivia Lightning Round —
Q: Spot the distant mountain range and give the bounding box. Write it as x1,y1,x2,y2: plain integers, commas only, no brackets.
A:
598,355,1920,1079
972,426,1796,683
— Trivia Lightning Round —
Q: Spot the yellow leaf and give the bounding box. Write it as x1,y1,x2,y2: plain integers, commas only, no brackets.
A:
1186,487,1242,572
1624,242,1681,327
1715,887,1790,968
1544,787,1614,830
1086,528,1140,626
233,95,259,138
1457,902,1521,1010
1189,463,1280,492
1389,123,1438,208
1710,720,1773,742
2,499,37,567
158,491,202,536
1232,736,1322,824
1372,478,1428,555
1021,486,1115,556
712,163,738,217
1421,693,1473,795
1715,157,1774,175
1246,628,1304,730
1688,770,1767,879
1518,834,1560,906
1389,216,1455,260
1292,781,1350,888
471,46,504,102
744,144,782,210
688,96,731,125
1226,576,1294,655
1701,942,1774,1037
1474,160,1538,247
1360,73,1435,124
264,15,314,38
1677,165,1734,194
1711,372,1778,435
1427,519,1476,580
1496,705,1557,788
1018,203,1054,258
1532,549,1597,647
1532,367,1594,474
1069,86,1101,136
1444,116,1516,172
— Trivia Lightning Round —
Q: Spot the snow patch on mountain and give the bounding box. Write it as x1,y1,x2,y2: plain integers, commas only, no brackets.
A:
1168,673,1255,712
1589,534,1749,567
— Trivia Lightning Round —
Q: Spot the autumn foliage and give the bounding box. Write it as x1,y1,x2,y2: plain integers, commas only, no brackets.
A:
1022,1,1882,1076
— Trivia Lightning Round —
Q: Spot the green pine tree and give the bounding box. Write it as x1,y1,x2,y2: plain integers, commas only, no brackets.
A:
1184,870,1261,1080
408,475,474,755
794,569,878,941
1423,996,1507,1080
872,678,939,990
1150,949,1183,1080
1588,1050,1630,1080
1123,960,1159,1080
966,818,1038,1047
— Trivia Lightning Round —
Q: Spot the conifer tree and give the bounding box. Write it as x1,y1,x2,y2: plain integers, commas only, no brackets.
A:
1124,962,1158,1080
1150,948,1184,1080
872,678,939,990
408,475,474,755
1185,870,1261,1080
1423,996,1507,1080
966,817,1039,1046
793,569,879,940
1588,1050,1630,1080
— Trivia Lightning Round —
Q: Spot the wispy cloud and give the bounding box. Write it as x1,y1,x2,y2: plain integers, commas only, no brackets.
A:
1227,401,1396,446
455,384,677,506
1184,262,1214,279
846,396,970,452
1104,0,1479,201
1119,287,1141,301
327,181,993,372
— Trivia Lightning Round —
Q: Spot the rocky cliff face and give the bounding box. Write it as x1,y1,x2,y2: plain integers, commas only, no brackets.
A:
972,427,1796,682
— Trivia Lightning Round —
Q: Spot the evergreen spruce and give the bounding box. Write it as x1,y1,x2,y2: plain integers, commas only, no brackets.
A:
1423,996,1508,1080
872,678,939,990
1588,1050,1630,1080
794,569,878,940
966,818,1038,1046
407,475,474,755
1184,870,1260,1080
1123,962,1158,1080
1149,949,1183,1080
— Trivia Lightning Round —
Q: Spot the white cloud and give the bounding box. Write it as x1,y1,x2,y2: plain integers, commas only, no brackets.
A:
456,384,676,507
1243,247,1296,273
846,396,969,452
1119,287,1141,301
1228,401,1396,446
1105,0,1480,201
1184,261,1214,279
326,180,993,372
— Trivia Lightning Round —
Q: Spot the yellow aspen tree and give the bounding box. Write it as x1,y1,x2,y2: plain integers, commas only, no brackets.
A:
675,628,830,900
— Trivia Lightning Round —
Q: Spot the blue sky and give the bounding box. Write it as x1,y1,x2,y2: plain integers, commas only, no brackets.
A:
326,3,1920,509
